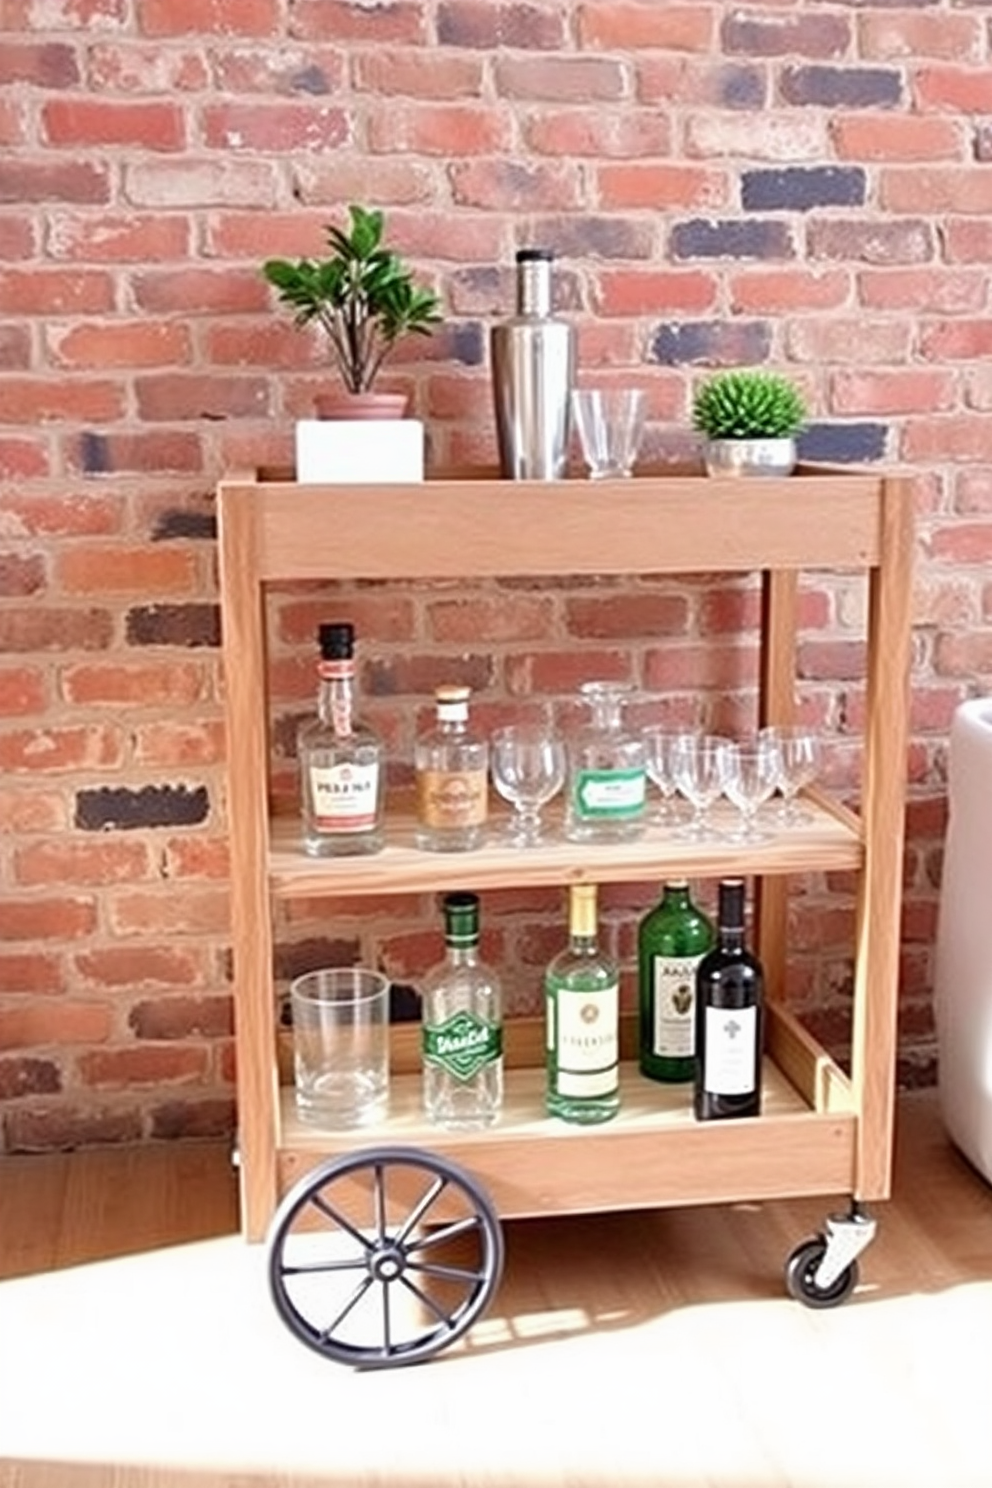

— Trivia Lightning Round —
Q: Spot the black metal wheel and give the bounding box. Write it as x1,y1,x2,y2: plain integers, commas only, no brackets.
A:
785,1236,859,1310
267,1145,505,1369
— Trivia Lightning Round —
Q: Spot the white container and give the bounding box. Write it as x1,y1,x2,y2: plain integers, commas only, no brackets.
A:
295,419,424,484
933,697,992,1184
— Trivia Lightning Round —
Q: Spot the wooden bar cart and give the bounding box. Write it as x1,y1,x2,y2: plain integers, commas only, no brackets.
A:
217,467,914,1368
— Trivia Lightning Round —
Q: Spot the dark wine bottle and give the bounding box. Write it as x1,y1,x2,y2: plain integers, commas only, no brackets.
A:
638,879,715,1083
694,877,763,1120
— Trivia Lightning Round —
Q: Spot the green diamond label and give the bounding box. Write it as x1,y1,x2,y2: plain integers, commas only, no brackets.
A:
423,1010,502,1082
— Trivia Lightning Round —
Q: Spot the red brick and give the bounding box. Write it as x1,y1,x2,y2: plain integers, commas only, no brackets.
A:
133,268,271,318
698,584,763,636
0,1057,62,1100
0,666,47,715
47,321,192,370
578,2,713,51
78,1045,210,1087
291,158,435,209
915,67,992,113
565,593,689,640
42,99,185,151
163,837,231,880
860,12,983,62
424,372,493,421
139,0,280,35
47,213,191,263
505,647,634,696
426,594,555,643
944,220,992,264
0,269,114,315
495,56,624,102
127,994,233,1039
61,660,210,707
685,114,825,162
86,42,209,91
929,522,992,564
5,1105,144,1152
798,641,866,682
0,606,113,652
787,317,912,365
0,323,33,370
0,897,96,942
451,159,581,211
125,159,279,209
0,1002,112,1049
832,114,964,162
0,41,80,87
524,109,671,158
902,417,992,464
353,48,482,97
0,725,123,773
880,167,992,214
830,369,957,416
134,373,270,421
0,437,50,478
0,952,63,995
210,44,344,94
149,1096,235,1140
0,788,67,832
0,217,37,259
367,103,511,155
0,378,125,424
107,888,231,937
291,0,426,43
63,430,204,476
909,685,969,733
437,0,565,49
14,839,150,888
56,546,198,595
131,720,227,767
858,268,985,314
276,594,416,646
74,945,204,988
596,163,726,211
642,642,757,692
0,159,110,205
919,320,992,361
729,269,849,313
200,102,348,152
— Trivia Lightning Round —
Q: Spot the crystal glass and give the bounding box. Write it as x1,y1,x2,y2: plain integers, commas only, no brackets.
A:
571,388,646,479
759,725,821,826
564,681,647,843
490,722,566,847
642,726,683,825
723,738,780,842
670,733,732,841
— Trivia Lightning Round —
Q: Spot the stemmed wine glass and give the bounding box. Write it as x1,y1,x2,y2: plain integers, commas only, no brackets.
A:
759,725,821,826
670,733,732,841
723,737,780,842
490,723,567,848
642,726,683,825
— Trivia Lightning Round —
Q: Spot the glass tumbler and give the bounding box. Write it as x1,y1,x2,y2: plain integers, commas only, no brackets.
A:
291,966,390,1129
571,388,646,479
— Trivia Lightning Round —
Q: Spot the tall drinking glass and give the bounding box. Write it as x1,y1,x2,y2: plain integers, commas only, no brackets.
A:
571,388,645,479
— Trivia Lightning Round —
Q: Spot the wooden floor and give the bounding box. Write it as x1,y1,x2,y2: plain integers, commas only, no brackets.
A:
1,1089,991,1487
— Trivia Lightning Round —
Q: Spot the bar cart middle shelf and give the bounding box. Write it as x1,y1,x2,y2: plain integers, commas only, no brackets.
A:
218,466,913,1368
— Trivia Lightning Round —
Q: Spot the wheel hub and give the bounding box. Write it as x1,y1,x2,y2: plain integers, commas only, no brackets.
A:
369,1241,407,1282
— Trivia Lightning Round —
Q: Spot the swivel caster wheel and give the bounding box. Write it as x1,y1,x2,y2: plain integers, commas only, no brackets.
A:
784,1204,876,1310
267,1146,504,1369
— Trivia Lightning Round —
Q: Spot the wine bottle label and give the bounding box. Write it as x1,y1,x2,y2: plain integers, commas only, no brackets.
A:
423,1010,502,1082
309,761,378,831
549,982,619,1098
702,1005,758,1096
651,953,705,1058
573,768,645,820
417,769,488,828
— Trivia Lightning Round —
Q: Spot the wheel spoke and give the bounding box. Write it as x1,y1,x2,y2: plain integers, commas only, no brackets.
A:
397,1272,457,1330
405,1214,481,1253
393,1174,447,1246
406,1260,486,1285
280,1256,368,1277
373,1163,388,1243
380,1278,392,1356
309,1190,375,1252
317,1273,374,1343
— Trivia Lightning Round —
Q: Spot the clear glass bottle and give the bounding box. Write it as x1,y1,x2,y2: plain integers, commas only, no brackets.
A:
414,685,488,851
694,878,764,1121
564,681,647,843
297,621,385,857
421,892,503,1129
545,883,620,1124
638,879,715,1084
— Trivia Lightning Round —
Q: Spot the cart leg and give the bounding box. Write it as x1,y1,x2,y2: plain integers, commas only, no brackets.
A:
785,1202,877,1309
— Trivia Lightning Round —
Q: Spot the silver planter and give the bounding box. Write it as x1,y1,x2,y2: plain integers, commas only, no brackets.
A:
703,436,796,478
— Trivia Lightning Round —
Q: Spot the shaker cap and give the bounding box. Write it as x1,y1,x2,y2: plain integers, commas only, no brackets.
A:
516,247,554,263
318,622,354,660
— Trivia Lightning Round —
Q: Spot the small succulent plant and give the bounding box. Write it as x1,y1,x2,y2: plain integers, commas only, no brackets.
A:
692,370,807,441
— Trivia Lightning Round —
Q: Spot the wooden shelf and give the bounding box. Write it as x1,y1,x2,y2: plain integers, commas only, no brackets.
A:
276,1058,857,1217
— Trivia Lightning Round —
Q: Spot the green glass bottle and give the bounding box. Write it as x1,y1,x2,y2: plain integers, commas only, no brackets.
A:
545,883,620,1124
638,879,715,1084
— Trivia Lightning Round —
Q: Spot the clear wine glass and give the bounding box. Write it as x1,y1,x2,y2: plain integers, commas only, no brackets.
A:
723,738,780,842
641,726,683,825
490,723,567,848
670,733,732,841
759,725,821,826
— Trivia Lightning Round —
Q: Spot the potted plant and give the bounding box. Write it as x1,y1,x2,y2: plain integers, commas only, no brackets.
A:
691,369,807,477
263,203,441,417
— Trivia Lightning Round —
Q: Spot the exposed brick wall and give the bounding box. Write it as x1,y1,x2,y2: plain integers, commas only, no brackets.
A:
2,0,988,1149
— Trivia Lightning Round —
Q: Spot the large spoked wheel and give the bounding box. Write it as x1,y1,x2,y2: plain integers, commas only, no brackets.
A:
267,1146,505,1369
785,1237,859,1310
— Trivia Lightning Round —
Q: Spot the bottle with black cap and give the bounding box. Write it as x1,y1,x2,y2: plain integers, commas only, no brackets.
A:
298,621,385,857
490,247,575,479
694,877,764,1120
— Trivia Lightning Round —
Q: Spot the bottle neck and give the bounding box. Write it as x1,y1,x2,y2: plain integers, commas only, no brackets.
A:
516,257,552,318
446,940,479,967
662,881,691,907
317,660,355,736
568,887,598,950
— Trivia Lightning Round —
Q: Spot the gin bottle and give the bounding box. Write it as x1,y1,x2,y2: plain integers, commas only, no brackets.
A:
421,892,503,1129
545,883,620,1124
694,878,764,1121
564,681,647,843
638,879,715,1084
297,622,385,857
414,685,488,851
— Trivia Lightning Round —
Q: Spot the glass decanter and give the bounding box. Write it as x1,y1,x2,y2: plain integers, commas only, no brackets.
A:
563,681,647,843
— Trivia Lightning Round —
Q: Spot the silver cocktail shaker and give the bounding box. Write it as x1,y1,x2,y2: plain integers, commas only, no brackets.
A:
491,248,575,480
